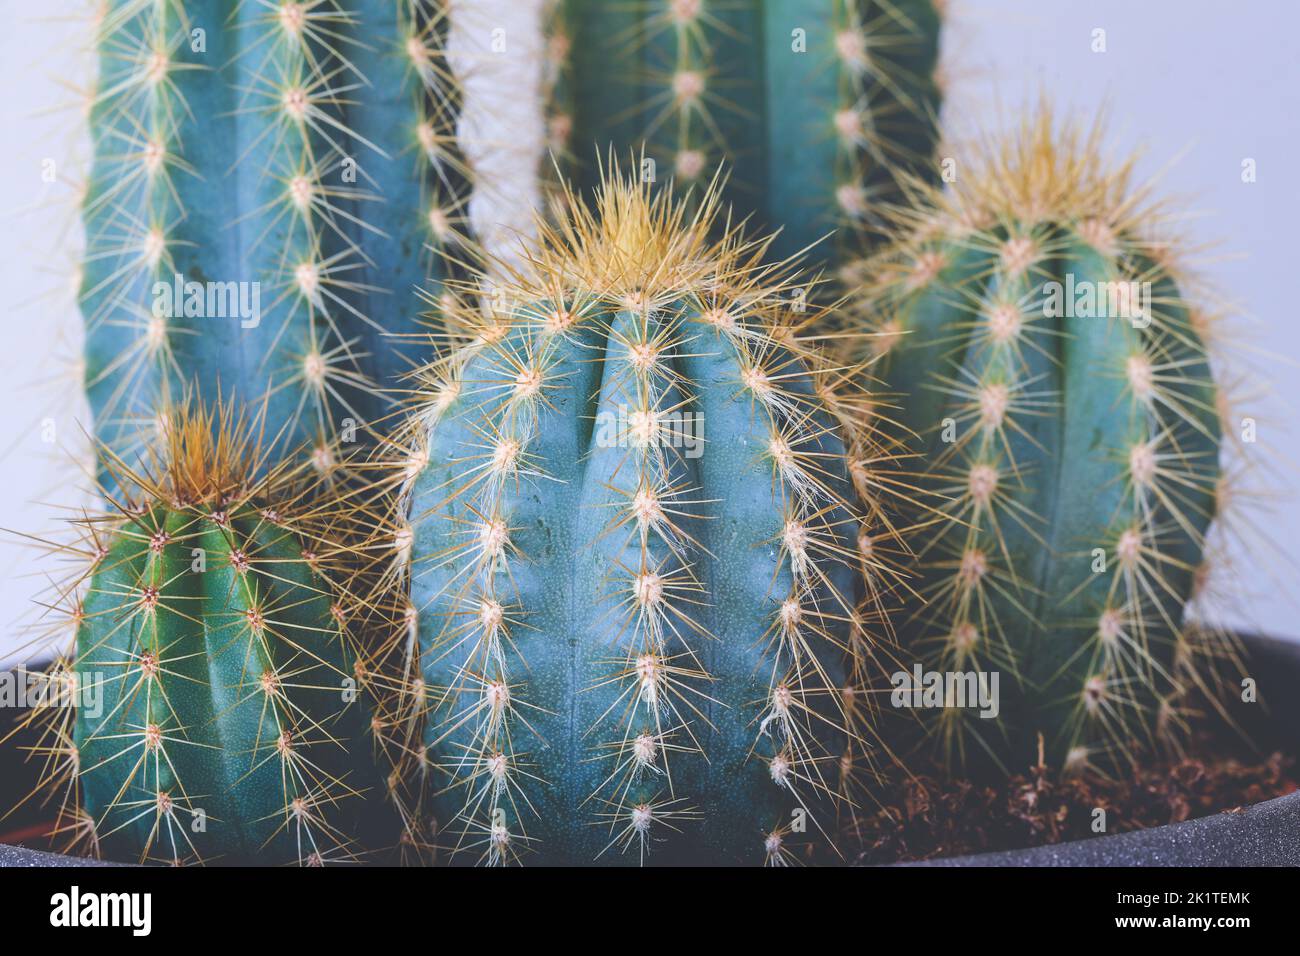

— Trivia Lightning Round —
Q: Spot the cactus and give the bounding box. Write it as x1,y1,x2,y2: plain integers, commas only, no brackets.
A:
853,110,1238,776
380,170,905,865
546,0,944,269
20,403,389,864
78,0,466,479
75,0,938,480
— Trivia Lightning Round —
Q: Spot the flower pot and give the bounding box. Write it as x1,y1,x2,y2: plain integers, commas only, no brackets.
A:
3,633,1297,867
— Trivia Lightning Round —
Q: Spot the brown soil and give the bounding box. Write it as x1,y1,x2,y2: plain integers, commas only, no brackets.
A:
847,734,1298,864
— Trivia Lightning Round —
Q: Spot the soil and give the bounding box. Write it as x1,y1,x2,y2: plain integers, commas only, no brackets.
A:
846,733,1298,864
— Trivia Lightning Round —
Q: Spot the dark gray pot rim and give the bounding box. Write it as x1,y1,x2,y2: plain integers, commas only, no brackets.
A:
904,789,1300,867
4,634,1298,867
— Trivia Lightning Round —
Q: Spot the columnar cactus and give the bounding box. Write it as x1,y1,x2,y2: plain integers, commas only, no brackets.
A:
854,111,1234,776
28,404,388,864
79,0,465,477
547,0,944,268
384,171,904,864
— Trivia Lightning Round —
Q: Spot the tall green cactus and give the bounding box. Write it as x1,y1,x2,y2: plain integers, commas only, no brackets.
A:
854,111,1234,776
382,172,903,865
78,0,464,478
36,404,389,864
547,0,943,269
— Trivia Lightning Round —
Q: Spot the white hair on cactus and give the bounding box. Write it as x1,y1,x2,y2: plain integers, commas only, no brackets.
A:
446,0,547,277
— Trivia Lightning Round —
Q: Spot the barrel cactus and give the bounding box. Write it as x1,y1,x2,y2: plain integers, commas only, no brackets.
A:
853,110,1237,776
546,0,944,269
79,0,465,478
24,404,388,864
381,170,903,864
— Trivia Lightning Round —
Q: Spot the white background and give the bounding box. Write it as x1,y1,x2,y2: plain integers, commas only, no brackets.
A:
0,0,1295,665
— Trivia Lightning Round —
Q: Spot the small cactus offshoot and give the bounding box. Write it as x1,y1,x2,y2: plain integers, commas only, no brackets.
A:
9,402,389,865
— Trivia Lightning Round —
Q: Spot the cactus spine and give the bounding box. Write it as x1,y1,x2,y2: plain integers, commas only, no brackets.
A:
856,111,1235,775
79,0,465,478
383,171,902,864
29,404,387,864
548,0,944,268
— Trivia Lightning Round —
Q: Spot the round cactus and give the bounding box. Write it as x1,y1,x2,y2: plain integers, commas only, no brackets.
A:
29,404,389,864
381,171,904,864
852,109,1240,776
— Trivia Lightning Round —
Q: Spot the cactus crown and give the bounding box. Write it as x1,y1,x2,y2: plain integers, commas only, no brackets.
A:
921,108,1144,225
120,401,286,507
469,158,779,307
380,168,905,864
